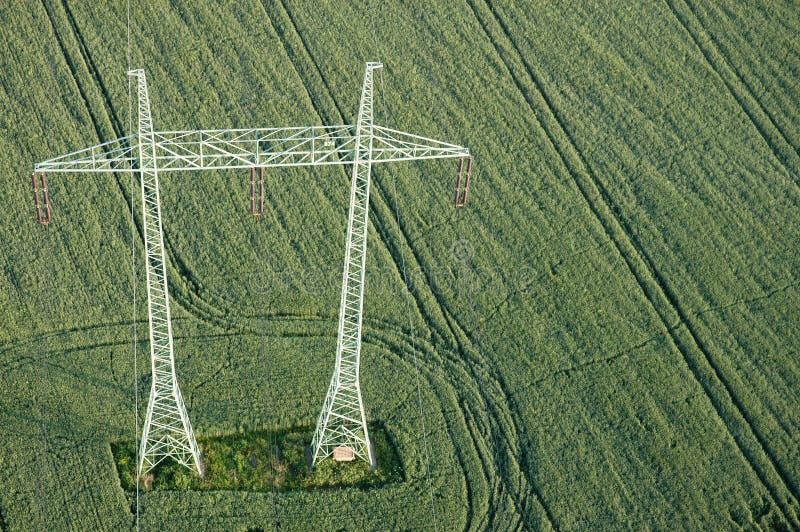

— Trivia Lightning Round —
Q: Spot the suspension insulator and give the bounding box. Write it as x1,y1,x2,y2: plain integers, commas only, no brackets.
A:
40,172,51,224
32,172,42,223
250,167,257,216
454,156,473,207
258,167,265,215
32,172,51,224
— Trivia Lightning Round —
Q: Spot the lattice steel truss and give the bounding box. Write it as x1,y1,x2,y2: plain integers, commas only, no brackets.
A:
32,63,471,473
34,125,468,173
310,62,380,467
130,69,204,476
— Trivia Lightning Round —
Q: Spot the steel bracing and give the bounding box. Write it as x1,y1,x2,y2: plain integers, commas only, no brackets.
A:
34,125,468,173
310,62,380,467
32,63,471,471
130,70,204,476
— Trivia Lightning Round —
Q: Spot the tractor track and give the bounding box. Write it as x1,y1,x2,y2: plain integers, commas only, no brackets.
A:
41,0,237,335
383,345,556,527
472,0,800,525
666,0,800,177
2,314,452,423
367,329,486,526
161,233,230,330
59,0,126,137
33,7,102,529
262,2,486,524
40,0,141,246
6,307,487,528
36,0,798,527
262,1,553,527
148,324,478,529
369,318,519,528
369,180,552,529
38,0,115,312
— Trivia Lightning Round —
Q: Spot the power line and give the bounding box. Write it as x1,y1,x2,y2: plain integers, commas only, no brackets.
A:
33,227,51,529
125,0,141,529
369,5,438,528
253,211,282,529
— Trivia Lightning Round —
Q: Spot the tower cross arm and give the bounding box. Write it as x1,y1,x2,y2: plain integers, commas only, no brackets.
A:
33,125,469,173
370,125,470,163
34,134,138,173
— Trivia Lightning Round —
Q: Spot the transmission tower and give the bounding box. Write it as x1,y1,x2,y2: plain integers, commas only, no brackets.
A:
131,70,204,475
311,62,380,467
32,62,472,472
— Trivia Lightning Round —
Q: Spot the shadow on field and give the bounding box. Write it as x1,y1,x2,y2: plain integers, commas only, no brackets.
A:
110,421,403,493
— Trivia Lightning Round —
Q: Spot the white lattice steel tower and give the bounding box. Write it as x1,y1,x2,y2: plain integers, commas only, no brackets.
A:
32,62,472,473
310,63,379,467
130,70,204,475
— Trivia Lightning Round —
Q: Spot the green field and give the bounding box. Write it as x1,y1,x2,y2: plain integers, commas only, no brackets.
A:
1,0,799,529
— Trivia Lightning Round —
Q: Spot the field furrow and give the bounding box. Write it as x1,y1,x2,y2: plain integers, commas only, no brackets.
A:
482,0,800,525
481,0,790,515
264,3,555,523
261,8,512,522
663,0,800,179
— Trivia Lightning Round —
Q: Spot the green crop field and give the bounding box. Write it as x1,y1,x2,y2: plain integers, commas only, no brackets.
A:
1,0,799,529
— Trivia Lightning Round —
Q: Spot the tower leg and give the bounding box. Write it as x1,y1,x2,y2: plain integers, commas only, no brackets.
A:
311,63,383,468
129,69,203,477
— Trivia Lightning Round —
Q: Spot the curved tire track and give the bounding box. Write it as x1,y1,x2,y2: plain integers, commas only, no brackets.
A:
260,1,552,527
42,0,237,337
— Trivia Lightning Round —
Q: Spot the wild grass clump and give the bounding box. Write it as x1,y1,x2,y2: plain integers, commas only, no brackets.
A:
111,423,402,492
